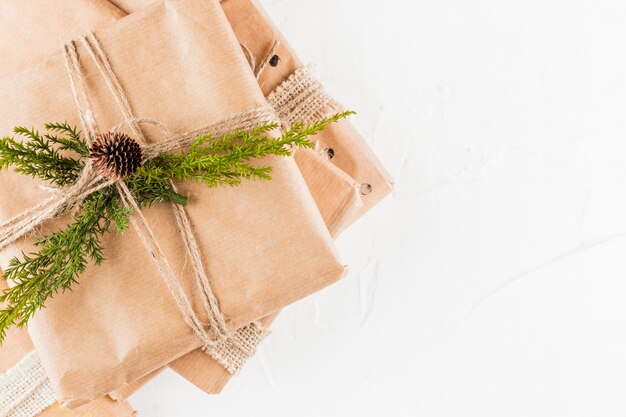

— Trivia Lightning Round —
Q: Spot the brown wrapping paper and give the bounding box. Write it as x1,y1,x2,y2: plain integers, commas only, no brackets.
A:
0,0,345,406
0,0,391,401
101,0,394,396
112,159,359,396
0,281,136,417
107,0,155,13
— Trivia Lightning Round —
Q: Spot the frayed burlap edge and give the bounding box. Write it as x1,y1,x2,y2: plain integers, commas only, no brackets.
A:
0,351,56,417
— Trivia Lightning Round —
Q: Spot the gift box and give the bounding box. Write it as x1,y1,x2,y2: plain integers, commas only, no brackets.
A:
0,280,136,417
0,0,346,406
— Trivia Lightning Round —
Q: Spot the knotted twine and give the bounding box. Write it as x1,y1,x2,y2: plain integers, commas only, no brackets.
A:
0,32,276,362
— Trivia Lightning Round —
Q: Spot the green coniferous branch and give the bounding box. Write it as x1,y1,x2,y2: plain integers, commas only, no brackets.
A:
0,111,354,343
0,126,85,187
43,122,89,157
0,187,122,342
134,110,355,187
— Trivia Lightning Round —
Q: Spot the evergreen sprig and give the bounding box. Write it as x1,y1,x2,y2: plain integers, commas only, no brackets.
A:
0,111,353,343
134,111,355,188
0,123,87,187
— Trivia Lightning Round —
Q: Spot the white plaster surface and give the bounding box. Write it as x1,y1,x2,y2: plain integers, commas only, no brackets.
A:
131,0,626,415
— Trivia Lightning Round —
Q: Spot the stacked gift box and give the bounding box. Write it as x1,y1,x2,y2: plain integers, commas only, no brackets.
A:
0,1,393,415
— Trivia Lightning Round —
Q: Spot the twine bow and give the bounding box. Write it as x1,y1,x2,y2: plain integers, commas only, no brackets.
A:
0,32,275,348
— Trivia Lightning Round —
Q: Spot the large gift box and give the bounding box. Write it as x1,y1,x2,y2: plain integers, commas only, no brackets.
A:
0,0,346,406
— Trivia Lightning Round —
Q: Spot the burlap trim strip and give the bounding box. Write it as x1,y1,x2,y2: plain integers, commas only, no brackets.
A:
0,351,56,417
206,321,270,374
267,67,340,127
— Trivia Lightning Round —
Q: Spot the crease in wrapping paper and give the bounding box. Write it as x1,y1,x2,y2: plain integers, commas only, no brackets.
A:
0,0,345,406
104,0,395,396
0,281,136,417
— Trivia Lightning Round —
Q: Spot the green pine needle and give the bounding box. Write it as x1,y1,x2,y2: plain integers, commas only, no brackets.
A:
0,111,353,343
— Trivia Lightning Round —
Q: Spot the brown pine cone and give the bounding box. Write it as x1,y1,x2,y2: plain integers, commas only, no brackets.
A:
89,132,143,180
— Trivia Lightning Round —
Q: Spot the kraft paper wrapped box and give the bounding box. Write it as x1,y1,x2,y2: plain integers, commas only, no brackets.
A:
0,0,347,406
0,281,136,417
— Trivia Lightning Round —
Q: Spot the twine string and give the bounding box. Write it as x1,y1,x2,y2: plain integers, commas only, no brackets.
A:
240,40,281,79
254,40,280,80
0,33,274,348
64,33,237,346
81,33,231,343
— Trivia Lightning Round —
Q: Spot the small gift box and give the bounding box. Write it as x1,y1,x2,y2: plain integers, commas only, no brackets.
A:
0,0,345,406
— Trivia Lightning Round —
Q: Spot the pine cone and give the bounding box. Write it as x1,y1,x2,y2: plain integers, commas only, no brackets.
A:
89,132,143,180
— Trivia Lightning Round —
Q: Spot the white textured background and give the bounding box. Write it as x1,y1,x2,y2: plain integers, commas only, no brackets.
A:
132,1,626,416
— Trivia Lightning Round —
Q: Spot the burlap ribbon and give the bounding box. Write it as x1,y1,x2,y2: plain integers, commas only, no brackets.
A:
268,66,338,127
0,352,56,417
